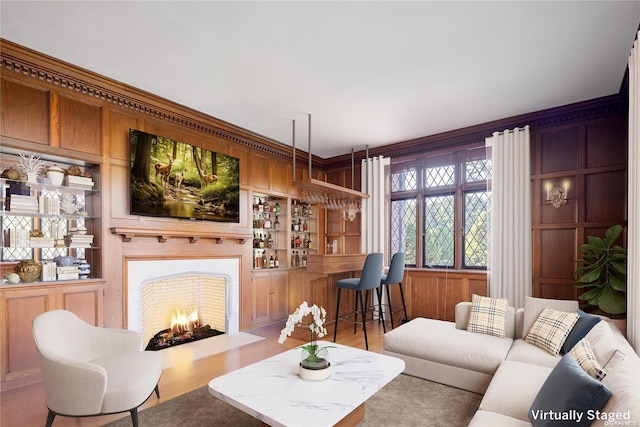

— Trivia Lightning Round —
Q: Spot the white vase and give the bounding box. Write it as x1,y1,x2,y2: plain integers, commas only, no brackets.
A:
27,172,38,183
298,345,331,381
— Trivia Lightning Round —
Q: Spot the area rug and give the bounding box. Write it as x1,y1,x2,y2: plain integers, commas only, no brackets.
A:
102,374,482,426
158,332,265,369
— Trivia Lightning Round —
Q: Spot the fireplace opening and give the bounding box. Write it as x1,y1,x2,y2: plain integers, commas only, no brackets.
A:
145,307,224,350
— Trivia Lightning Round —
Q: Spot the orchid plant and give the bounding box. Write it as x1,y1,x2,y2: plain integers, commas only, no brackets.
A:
278,301,333,363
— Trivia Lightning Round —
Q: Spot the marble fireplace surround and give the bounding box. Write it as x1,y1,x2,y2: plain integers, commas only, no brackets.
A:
126,257,240,342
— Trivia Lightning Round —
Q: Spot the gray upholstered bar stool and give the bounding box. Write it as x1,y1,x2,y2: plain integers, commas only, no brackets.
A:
377,252,407,329
332,252,384,350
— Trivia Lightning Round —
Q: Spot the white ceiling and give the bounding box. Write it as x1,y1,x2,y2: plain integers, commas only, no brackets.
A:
2,1,639,158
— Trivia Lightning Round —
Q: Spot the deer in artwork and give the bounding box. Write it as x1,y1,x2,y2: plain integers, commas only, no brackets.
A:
174,169,185,192
155,155,174,187
199,169,218,186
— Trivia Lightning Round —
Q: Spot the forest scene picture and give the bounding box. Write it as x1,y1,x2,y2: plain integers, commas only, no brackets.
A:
129,129,240,222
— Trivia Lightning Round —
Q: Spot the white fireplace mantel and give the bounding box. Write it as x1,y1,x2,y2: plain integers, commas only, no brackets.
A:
126,258,240,337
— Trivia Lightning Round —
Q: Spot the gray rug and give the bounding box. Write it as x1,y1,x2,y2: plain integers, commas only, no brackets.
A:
102,374,481,427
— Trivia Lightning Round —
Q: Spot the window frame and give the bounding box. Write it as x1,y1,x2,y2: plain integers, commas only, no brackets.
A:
389,143,490,270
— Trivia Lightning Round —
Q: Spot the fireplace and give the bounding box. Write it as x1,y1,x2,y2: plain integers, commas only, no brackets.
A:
126,258,240,344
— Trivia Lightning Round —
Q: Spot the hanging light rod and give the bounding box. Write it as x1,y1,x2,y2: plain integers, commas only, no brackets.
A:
292,114,369,202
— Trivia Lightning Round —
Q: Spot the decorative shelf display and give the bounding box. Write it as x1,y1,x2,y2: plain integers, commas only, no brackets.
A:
0,151,100,284
252,193,286,269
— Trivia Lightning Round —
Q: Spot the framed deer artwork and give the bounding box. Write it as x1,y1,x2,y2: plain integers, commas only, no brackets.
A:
129,129,240,222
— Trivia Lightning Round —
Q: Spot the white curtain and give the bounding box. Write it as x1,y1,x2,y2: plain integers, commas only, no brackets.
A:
486,126,532,309
627,31,640,352
361,156,390,254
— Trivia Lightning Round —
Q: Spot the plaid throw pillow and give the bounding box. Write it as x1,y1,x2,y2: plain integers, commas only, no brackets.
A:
570,338,607,380
466,294,509,338
526,307,579,355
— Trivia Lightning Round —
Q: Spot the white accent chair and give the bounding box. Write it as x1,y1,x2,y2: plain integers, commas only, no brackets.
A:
32,310,162,427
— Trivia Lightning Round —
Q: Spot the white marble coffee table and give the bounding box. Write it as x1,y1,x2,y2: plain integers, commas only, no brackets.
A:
207,341,405,427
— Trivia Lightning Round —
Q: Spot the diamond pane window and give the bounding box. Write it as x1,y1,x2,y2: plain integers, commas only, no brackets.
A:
424,195,454,267
390,199,417,265
2,216,34,261
464,191,490,267
391,168,417,192
425,165,455,188
465,159,492,183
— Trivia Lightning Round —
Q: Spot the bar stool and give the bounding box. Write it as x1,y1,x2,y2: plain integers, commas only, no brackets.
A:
333,252,384,350
377,252,407,329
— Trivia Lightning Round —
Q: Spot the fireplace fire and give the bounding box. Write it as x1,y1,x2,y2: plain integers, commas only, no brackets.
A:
145,307,224,351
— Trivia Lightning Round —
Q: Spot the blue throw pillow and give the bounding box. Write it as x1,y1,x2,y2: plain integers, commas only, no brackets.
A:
562,309,601,354
529,354,611,427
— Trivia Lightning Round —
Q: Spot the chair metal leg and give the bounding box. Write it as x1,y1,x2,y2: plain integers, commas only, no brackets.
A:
385,283,395,329
130,407,139,427
358,290,369,350
333,288,342,343
353,291,360,334
398,281,409,323
45,409,56,427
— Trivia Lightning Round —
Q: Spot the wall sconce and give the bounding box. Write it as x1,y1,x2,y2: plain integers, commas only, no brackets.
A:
544,180,569,208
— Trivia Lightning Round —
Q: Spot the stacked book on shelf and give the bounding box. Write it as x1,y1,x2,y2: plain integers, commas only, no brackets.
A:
64,234,94,248
37,195,61,215
29,236,56,248
6,194,38,213
64,175,94,189
3,228,30,247
41,261,57,282
56,265,79,281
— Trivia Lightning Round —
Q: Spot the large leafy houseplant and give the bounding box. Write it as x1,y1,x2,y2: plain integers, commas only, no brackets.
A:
574,225,627,316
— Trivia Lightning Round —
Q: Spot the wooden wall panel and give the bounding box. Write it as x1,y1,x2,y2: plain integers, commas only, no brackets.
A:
3,289,54,381
270,158,291,194
0,78,49,145
59,95,102,155
248,151,270,190
110,109,138,161
539,229,576,279
585,118,627,168
585,171,627,222
540,127,579,173
58,284,103,327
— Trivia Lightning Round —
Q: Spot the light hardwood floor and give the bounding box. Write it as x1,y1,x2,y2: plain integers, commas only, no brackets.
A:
1,321,386,427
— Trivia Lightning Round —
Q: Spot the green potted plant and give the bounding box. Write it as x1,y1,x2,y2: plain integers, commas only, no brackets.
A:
574,224,627,317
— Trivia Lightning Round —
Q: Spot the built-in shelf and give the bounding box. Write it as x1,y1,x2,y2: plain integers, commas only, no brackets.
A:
110,227,252,244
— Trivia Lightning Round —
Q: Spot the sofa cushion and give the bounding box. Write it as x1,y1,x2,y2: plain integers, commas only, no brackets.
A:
562,309,601,354
466,294,509,338
505,339,561,368
528,354,611,427
383,317,513,375
523,296,578,338
569,338,606,380
525,307,579,355
469,410,532,427
479,360,552,421
584,321,625,368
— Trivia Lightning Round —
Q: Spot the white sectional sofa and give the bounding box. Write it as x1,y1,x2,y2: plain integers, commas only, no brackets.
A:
383,296,640,426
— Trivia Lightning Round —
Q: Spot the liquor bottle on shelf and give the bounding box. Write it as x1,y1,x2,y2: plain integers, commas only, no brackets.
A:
274,252,280,268
263,199,270,212
259,233,265,248
303,219,308,231
263,214,271,229
258,198,264,212
262,251,268,268
274,201,281,214
274,216,280,230
269,255,275,268
302,251,307,267
267,233,273,249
